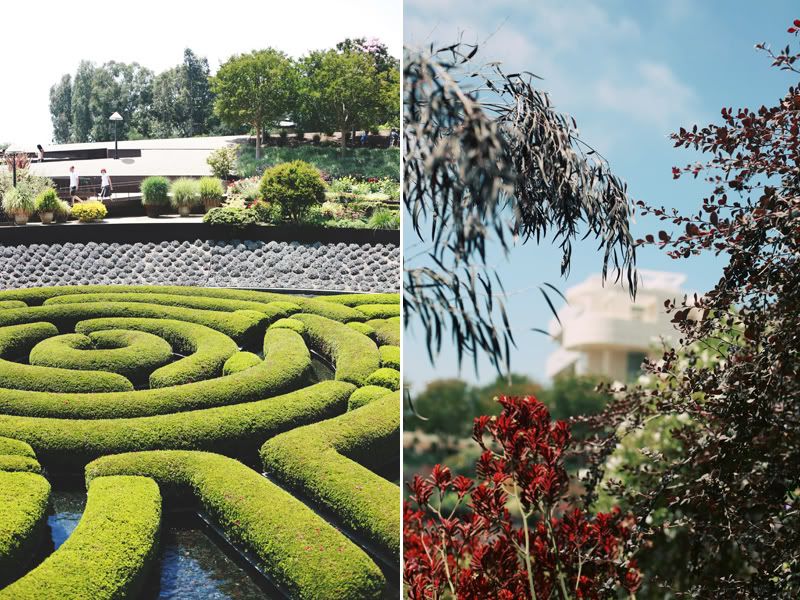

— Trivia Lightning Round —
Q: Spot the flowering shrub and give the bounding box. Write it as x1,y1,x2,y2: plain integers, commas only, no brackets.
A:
71,201,107,222
404,395,641,599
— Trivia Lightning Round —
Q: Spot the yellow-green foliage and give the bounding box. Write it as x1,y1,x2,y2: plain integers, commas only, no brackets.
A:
70,200,107,222
0,471,50,585
269,317,306,334
366,367,400,391
348,385,393,410
86,451,385,599
222,351,261,375
321,293,400,306
366,316,400,346
0,476,161,600
355,304,401,319
379,345,400,369
261,391,400,559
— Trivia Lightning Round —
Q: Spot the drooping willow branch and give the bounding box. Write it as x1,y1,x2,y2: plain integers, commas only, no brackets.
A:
403,42,637,373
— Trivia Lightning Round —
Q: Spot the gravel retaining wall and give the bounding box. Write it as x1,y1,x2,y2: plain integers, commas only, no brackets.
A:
0,240,399,293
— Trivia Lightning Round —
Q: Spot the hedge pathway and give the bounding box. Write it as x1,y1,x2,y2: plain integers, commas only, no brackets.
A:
0,286,400,599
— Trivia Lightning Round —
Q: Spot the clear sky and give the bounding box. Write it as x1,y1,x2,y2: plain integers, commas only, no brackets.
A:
0,0,401,146
404,0,798,390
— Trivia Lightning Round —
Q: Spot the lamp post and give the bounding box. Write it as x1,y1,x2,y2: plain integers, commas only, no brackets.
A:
109,112,123,159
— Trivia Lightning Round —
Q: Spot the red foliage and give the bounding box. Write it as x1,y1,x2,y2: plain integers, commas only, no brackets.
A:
404,395,640,599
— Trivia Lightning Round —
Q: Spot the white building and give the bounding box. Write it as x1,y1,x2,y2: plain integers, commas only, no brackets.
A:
545,270,685,382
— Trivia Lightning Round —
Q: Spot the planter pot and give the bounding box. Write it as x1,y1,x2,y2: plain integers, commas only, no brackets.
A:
144,205,162,218
14,213,30,225
178,205,192,217
203,198,222,212
40,212,54,224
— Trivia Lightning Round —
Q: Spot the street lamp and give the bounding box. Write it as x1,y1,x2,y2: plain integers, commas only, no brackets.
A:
109,112,123,159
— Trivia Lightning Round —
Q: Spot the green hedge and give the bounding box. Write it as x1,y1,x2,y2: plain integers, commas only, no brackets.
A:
355,304,401,319
365,367,400,391
0,323,134,393
223,351,261,375
293,313,380,386
0,471,50,586
0,381,354,470
261,391,400,560
0,328,310,419
0,301,267,346
0,476,161,600
347,321,375,337
321,293,400,307
366,316,400,346
29,330,173,383
0,285,363,323
0,301,27,310
0,436,36,459
379,345,400,370
348,385,394,410
76,317,238,387
268,317,306,334
0,455,41,473
86,451,385,599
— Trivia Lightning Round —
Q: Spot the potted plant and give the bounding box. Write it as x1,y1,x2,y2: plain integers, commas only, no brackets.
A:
198,177,225,212
141,176,170,217
54,199,71,223
35,188,61,224
2,187,35,225
170,178,199,217
70,201,107,223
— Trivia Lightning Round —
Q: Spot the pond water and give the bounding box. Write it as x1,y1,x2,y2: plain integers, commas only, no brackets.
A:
48,490,273,599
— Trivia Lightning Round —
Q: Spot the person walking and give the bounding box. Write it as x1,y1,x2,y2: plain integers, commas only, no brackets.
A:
68,166,79,202
36,145,44,163
99,168,113,201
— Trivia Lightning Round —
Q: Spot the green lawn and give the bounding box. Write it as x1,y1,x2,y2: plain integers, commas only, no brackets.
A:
237,146,400,180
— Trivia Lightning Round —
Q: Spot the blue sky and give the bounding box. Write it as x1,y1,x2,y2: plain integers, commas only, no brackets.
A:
403,0,798,390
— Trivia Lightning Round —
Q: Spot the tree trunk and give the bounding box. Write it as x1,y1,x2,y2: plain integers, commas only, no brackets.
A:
255,125,262,160
340,128,347,156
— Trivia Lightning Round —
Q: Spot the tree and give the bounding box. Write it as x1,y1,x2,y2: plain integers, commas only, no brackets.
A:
88,61,154,141
150,66,188,138
403,44,637,374
298,48,386,154
49,74,72,143
70,61,95,142
581,22,800,598
182,48,215,136
211,49,298,160
406,379,478,438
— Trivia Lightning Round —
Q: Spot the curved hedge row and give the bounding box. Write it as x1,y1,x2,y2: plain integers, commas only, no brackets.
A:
355,304,401,319
29,330,173,383
75,317,239,387
85,451,385,599
321,293,400,307
0,285,368,323
293,313,380,386
379,345,400,370
0,301,27,310
366,317,400,346
365,367,401,391
0,328,310,419
0,471,50,586
261,391,400,560
0,323,134,393
222,351,261,375
348,385,394,410
0,301,267,346
0,381,354,470
0,475,161,600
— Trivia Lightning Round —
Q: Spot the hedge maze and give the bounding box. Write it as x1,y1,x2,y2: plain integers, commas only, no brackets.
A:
0,285,400,599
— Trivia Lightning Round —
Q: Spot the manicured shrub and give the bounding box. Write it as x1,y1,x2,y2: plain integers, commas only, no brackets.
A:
70,200,107,222
356,303,401,319
202,205,258,228
0,436,36,459
366,317,400,346
0,455,41,473
269,317,306,334
0,471,50,586
223,351,261,375
293,313,380,386
29,330,173,382
322,293,400,307
365,367,400,391
34,188,60,213
86,451,385,599
0,475,161,600
261,392,400,559
0,285,364,323
378,345,400,370
348,385,393,410
206,146,238,179
170,178,199,208
259,161,326,222
76,317,238,388
140,176,170,206
0,301,26,310
0,381,354,469
347,321,375,337
0,327,309,419
198,176,225,202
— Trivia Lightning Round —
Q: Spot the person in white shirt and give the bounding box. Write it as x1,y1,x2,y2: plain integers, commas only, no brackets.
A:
69,166,79,200
99,168,113,200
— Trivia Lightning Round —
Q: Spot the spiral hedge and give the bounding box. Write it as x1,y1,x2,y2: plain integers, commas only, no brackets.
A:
0,285,400,599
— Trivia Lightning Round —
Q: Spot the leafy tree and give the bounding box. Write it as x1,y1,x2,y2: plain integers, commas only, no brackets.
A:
336,37,400,128
405,379,478,438
182,48,215,136
211,49,298,160
581,22,800,598
88,61,154,141
476,373,542,416
298,47,387,154
403,44,637,373
70,61,95,142
150,66,187,138
49,74,72,143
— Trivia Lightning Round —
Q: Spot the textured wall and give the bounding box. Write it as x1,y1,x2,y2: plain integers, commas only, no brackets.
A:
0,240,399,293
